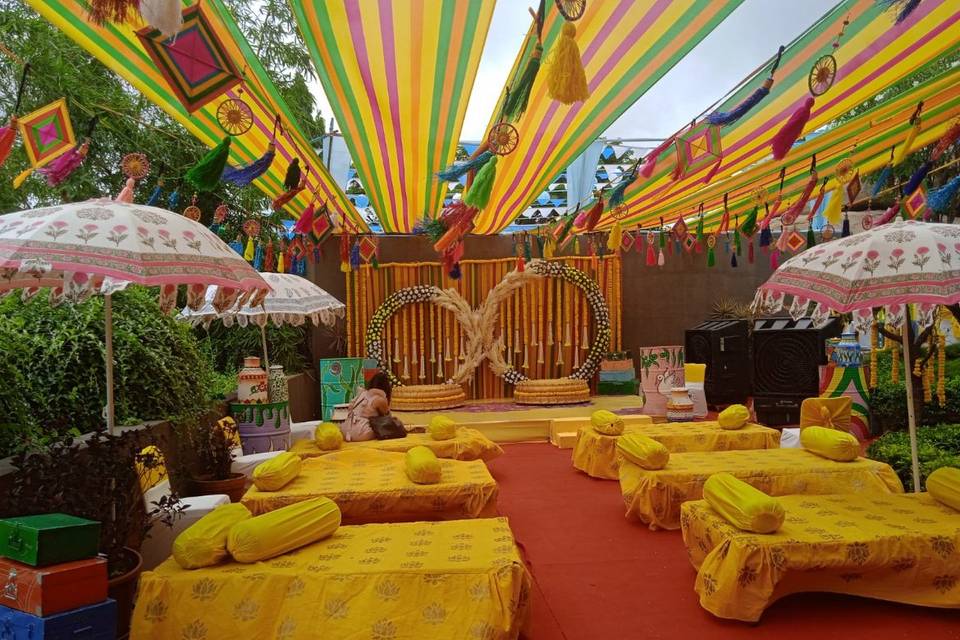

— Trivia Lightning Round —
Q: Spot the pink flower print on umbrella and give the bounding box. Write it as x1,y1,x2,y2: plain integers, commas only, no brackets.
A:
935,242,951,267
840,251,861,273
912,246,930,271
822,250,844,269
137,225,155,250
108,225,128,246
19,220,44,237
862,250,880,275
887,247,905,272
76,223,99,244
157,229,177,250
182,230,202,252
44,220,69,240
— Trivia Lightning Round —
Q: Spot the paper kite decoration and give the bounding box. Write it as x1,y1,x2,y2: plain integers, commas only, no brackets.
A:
785,229,806,253
358,236,378,263
137,5,242,113
16,98,75,170
903,187,927,220
674,122,723,180
311,208,333,242
620,230,635,252
846,170,862,203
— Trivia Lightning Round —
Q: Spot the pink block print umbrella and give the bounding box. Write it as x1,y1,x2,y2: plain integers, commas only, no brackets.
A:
753,219,960,490
0,199,269,432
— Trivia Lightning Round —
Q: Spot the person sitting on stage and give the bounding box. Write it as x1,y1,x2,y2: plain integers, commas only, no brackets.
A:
341,372,393,442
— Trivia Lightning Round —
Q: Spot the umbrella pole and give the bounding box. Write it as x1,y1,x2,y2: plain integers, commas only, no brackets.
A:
900,321,921,492
260,322,271,373
104,293,116,436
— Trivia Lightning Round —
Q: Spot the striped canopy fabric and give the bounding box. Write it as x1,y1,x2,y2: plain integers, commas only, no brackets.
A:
471,0,746,234
606,0,960,232
289,0,496,233
27,0,367,232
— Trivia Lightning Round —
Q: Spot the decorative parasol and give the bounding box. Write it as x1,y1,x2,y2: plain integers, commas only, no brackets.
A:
753,219,960,490
0,199,269,433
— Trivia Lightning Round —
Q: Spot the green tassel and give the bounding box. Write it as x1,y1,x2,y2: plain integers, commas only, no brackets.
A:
524,236,532,261
696,216,705,243
734,228,742,255
707,244,716,267
185,136,231,192
658,228,665,248
806,225,815,248
463,155,498,209
504,44,542,121
740,206,758,236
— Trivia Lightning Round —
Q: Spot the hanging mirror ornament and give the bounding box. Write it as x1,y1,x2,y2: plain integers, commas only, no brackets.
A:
488,121,519,156
808,54,837,96
217,95,254,135
821,223,835,241
183,194,202,221
555,0,586,21
861,213,873,230
121,152,151,180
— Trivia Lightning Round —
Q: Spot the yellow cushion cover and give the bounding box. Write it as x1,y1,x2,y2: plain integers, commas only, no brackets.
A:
926,467,960,511
173,503,252,569
252,451,302,491
227,497,341,563
800,425,860,462
616,433,669,470
718,404,749,430
591,409,624,436
799,397,852,431
428,415,457,441
314,422,343,451
405,445,442,484
703,472,785,534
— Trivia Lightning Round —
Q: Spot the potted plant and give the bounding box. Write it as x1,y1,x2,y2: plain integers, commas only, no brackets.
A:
175,412,246,502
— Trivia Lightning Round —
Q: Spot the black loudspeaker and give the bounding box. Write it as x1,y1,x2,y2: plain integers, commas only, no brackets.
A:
752,317,842,425
685,319,750,406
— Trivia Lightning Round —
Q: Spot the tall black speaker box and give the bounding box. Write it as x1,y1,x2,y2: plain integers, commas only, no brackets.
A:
684,319,750,406
752,317,842,425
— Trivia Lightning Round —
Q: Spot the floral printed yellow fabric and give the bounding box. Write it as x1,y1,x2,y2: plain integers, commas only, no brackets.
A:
702,473,784,534
252,452,302,491
616,433,670,470
681,493,960,622
291,427,503,461
573,421,780,480
619,448,903,530
800,426,861,462
406,446,443,484
799,397,852,432
717,405,749,430
926,467,960,511
313,422,343,451
227,497,341,564
241,449,498,523
173,503,252,570
132,517,531,640
428,415,457,441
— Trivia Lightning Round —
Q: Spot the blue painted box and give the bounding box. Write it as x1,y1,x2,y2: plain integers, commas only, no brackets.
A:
0,598,117,640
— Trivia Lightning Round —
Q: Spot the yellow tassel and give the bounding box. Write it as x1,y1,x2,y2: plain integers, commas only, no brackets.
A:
546,22,589,104
893,118,920,166
607,221,623,252
12,166,33,189
276,252,284,273
243,237,255,262
823,188,843,224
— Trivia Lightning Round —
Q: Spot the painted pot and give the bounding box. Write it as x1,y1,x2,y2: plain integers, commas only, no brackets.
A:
230,401,291,454
666,387,695,422
237,356,268,404
638,345,685,416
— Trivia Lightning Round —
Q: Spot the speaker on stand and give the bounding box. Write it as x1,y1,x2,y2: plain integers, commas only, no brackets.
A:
684,319,751,407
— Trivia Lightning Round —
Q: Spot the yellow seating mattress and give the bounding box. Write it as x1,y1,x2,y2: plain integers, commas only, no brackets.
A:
289,426,503,462
680,493,960,622
619,448,903,530
241,449,499,524
132,517,531,640
573,421,781,480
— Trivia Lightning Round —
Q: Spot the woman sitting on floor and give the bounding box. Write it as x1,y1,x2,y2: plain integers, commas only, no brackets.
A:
341,372,393,442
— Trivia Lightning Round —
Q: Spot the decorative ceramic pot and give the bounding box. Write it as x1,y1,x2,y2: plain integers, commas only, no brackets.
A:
268,364,288,402
666,387,695,422
831,330,863,368
237,356,268,404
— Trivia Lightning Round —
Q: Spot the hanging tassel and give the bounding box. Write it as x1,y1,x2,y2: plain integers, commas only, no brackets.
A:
463,155,498,209
293,201,316,235
771,97,814,160
734,224,742,255
607,221,623,252
253,243,264,270
759,225,772,248
904,161,931,195
707,47,783,126
871,164,892,198
222,144,276,186
516,254,525,272
437,149,494,182
770,250,779,270
504,44,543,121
807,225,816,248
284,158,302,191
273,171,308,211
86,0,139,25
138,0,183,38
277,250,285,274
841,214,851,237
167,189,180,211
580,196,604,232
145,181,163,206
115,177,136,203
695,210,705,253
38,140,90,187
0,123,15,170
608,164,638,208
748,237,755,263
894,108,922,165
657,247,665,266
931,120,960,161
243,236,255,262
929,174,960,214
707,240,716,267
822,188,843,224
349,242,360,270
185,136,231,192
339,234,351,273
645,236,656,266
545,23,589,104
877,201,901,225
880,0,922,24
740,206,758,237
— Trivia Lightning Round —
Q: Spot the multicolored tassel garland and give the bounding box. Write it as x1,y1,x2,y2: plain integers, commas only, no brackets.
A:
463,155,498,209
185,136,231,192
771,97,814,160
545,23,589,104
222,144,276,186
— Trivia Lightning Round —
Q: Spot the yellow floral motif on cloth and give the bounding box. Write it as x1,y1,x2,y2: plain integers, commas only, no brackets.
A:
619,448,903,530
290,427,503,462
680,493,960,622
132,517,531,640
241,449,498,524
573,421,780,480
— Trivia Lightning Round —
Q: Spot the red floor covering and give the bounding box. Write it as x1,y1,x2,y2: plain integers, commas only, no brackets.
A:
487,443,960,640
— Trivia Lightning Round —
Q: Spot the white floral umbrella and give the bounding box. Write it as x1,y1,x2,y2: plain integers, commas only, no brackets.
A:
0,199,269,433
178,272,344,372
753,219,960,490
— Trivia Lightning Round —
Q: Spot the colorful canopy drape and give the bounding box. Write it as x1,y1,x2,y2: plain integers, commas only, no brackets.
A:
607,0,960,231
289,0,495,233
472,0,746,234
27,0,367,231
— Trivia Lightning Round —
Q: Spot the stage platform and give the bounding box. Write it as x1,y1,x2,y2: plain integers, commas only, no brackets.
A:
393,395,649,444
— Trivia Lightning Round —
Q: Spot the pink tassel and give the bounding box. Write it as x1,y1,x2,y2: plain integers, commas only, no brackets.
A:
38,141,89,186
579,196,604,232
876,202,900,225
657,249,664,267
770,250,779,270
639,153,658,179
645,241,656,266
574,208,589,228
293,202,316,235
771,97,814,160
116,177,136,203
748,239,755,264
0,123,15,169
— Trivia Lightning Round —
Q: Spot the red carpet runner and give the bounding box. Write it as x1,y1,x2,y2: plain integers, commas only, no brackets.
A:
487,443,960,640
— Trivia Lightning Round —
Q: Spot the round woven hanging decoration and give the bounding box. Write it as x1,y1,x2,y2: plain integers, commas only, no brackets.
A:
183,204,201,221
781,209,798,225
861,213,873,230
646,232,656,246
555,0,586,21
706,234,717,249
835,158,856,184
214,204,229,224
821,223,835,241
217,97,254,135
808,54,837,96
120,152,150,180
488,122,519,156
752,187,769,207
242,219,261,237
610,203,630,220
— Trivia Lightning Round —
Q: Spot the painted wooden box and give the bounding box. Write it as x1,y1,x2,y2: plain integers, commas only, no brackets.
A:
0,598,116,640
0,514,99,567
319,358,364,385
0,557,107,617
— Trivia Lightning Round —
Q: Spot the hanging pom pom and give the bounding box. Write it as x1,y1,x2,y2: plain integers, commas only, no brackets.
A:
463,155,498,209
822,188,843,224
115,177,136,203
437,149,494,182
607,221,623,252
903,160,931,195
545,23,589,104
292,202,316,235
0,121,16,170
243,236,255,262
86,0,139,25
284,158,302,191
841,214,851,238
504,44,543,121
185,136,231,192
138,0,184,38
771,97,814,160
807,225,816,248
929,174,960,214
38,140,90,187
222,144,276,186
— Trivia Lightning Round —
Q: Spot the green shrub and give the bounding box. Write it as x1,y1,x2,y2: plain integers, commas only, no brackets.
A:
867,423,960,491
870,377,960,432
198,322,308,375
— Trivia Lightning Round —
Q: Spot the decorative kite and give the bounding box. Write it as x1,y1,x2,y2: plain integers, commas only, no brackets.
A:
13,98,76,188
137,4,241,113
674,122,723,182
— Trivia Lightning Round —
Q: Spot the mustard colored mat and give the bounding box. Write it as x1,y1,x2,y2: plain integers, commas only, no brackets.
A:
681,493,960,622
290,427,503,462
132,517,530,640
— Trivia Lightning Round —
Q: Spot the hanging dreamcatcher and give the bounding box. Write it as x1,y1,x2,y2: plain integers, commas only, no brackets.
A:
488,121,519,156
555,0,585,20
807,54,837,96
183,195,202,221
115,150,150,203
217,88,254,136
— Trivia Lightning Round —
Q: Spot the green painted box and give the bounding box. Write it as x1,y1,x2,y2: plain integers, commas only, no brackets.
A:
319,358,364,385
0,514,100,567
598,380,639,396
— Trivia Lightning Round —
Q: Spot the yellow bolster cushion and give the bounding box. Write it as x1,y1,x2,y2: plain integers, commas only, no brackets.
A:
405,446,442,484
252,452,302,491
173,503,252,569
227,497,341,563
428,415,457,441
591,409,624,436
616,433,669,470
718,404,749,430
800,425,860,462
314,422,344,450
926,467,960,511
703,473,785,534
